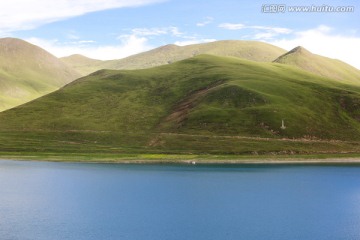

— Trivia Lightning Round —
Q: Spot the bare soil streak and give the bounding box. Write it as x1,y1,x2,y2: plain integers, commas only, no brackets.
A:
159,80,224,128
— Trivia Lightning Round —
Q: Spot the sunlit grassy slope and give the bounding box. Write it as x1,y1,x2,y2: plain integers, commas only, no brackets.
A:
2,54,360,155
0,38,81,111
274,46,360,84
61,40,286,75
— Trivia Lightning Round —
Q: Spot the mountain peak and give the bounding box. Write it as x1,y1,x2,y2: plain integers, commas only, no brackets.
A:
279,46,311,58
0,37,39,52
273,46,312,62
157,44,180,51
274,45,360,83
0,37,26,43
67,54,88,58
60,54,103,76
0,37,28,44
61,54,101,62
289,46,310,54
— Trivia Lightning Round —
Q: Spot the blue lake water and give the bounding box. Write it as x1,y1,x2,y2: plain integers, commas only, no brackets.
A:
1,160,360,240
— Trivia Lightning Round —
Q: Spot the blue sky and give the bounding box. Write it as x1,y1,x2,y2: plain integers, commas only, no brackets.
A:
0,0,359,68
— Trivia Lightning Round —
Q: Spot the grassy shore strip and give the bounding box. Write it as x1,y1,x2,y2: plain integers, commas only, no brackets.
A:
1,152,360,165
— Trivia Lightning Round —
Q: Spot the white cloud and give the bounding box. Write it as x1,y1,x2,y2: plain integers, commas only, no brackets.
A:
67,33,80,40
26,35,152,60
0,0,164,33
218,23,245,30
169,27,183,37
269,25,360,69
219,23,291,34
174,38,216,46
253,32,277,40
130,27,183,37
196,17,214,27
26,24,216,59
131,28,168,36
25,25,202,59
78,40,96,44
219,23,292,40
258,26,291,34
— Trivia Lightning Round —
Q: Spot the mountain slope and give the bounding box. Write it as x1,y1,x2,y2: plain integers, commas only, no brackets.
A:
274,46,360,84
0,38,81,111
2,54,360,155
62,40,286,75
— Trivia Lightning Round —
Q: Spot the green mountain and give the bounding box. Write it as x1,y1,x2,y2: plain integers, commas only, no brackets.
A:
0,38,81,111
274,46,360,84
2,54,360,156
61,40,286,75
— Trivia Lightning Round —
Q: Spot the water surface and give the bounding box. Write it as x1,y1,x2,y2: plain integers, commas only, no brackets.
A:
1,160,360,240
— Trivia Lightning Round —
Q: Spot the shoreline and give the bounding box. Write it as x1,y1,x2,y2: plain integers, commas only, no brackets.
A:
2,154,360,165
89,158,360,165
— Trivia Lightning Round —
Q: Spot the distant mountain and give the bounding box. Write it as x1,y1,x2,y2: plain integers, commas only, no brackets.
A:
2,54,360,155
62,40,286,75
60,43,360,87
103,40,287,70
0,38,81,111
61,54,103,76
274,46,360,84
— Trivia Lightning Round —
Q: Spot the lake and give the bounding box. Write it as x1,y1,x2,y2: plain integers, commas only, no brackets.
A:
1,160,360,240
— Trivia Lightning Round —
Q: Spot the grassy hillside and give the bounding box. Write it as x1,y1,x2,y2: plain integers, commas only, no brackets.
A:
2,54,360,155
274,46,360,84
0,38,81,111
62,40,286,75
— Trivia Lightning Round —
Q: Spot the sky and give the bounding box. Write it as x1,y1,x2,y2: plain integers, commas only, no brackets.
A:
0,0,359,68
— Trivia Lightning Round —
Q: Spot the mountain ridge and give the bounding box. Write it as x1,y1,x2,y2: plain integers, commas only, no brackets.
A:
61,40,287,75
61,41,360,86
